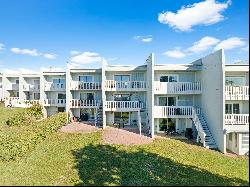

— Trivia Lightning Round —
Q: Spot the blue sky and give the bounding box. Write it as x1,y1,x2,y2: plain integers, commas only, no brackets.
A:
0,0,249,73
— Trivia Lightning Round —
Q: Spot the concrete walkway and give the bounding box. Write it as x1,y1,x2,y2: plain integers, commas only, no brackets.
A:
59,122,100,134
102,126,152,146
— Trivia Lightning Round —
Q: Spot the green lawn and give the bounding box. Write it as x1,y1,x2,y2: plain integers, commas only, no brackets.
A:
0,103,24,126
0,106,249,186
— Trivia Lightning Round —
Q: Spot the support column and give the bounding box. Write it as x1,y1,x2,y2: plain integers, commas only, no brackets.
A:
137,110,141,135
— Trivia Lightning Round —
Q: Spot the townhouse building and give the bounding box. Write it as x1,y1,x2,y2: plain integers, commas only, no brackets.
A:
0,49,248,155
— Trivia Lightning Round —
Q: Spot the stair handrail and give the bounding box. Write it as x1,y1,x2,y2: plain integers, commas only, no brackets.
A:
192,107,206,146
95,102,101,126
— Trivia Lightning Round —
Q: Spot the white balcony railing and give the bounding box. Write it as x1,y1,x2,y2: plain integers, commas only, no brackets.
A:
70,99,99,108
154,82,201,94
105,101,144,111
225,114,249,125
105,80,147,91
6,83,19,90
23,84,40,91
44,83,66,91
43,99,66,106
154,106,201,118
70,81,101,90
225,86,249,100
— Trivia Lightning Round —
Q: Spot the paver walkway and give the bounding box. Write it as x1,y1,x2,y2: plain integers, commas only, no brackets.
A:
59,122,100,133
102,126,152,146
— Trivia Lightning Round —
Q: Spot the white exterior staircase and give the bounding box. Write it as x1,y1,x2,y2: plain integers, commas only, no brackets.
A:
95,102,103,127
192,108,217,149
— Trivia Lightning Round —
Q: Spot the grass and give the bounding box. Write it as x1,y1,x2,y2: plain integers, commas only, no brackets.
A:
0,106,249,186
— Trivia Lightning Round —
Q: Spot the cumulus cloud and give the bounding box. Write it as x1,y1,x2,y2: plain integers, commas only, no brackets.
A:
70,52,104,65
163,49,186,58
186,36,220,53
70,50,81,55
43,53,56,59
241,45,249,52
10,48,41,56
0,43,5,50
214,37,246,50
134,35,153,42
158,0,231,31
10,47,57,59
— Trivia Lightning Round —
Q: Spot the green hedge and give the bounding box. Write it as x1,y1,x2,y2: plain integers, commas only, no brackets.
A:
6,104,43,127
0,112,67,161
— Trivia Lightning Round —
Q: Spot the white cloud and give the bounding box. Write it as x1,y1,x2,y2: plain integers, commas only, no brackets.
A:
187,36,220,53
134,35,153,42
163,49,186,58
10,48,40,56
70,50,81,55
43,53,56,59
70,52,103,65
214,37,246,50
0,43,5,50
241,45,249,52
158,0,231,31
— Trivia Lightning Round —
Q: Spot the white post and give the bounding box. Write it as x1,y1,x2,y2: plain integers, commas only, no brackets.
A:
137,110,141,135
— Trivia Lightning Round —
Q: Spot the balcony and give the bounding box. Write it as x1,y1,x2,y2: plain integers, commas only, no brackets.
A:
224,114,249,132
70,99,99,108
5,98,40,108
225,86,249,100
105,101,144,112
43,99,66,107
6,83,19,90
154,106,200,118
23,84,40,91
105,80,147,91
44,83,66,91
154,82,201,94
70,81,101,90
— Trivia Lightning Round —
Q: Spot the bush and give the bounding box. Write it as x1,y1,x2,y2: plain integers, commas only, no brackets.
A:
5,104,43,127
0,112,67,161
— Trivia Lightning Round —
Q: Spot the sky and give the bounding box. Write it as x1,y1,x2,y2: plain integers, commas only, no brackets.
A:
0,0,249,73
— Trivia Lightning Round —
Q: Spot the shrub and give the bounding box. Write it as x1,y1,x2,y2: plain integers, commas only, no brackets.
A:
5,104,43,127
0,112,67,161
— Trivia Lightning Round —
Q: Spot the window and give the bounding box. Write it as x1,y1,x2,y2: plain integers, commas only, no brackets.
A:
16,79,19,84
229,133,232,141
53,79,65,84
34,93,40,100
114,112,129,125
114,94,130,101
80,93,94,101
160,75,178,82
235,133,238,147
225,103,240,114
79,75,93,82
58,93,66,100
225,77,245,86
58,107,65,113
159,97,176,106
114,75,130,82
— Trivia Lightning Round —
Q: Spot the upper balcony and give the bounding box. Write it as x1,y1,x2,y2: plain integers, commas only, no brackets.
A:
23,84,40,92
225,86,249,100
224,114,249,132
105,101,144,112
70,81,101,90
105,80,147,91
44,82,66,91
6,83,19,91
154,106,200,118
154,82,201,94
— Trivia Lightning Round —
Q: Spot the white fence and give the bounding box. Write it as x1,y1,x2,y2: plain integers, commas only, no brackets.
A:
70,81,101,90
23,84,40,91
225,114,249,125
70,99,99,108
105,80,147,91
154,106,200,118
225,86,249,100
154,82,201,94
105,101,144,111
43,99,66,106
